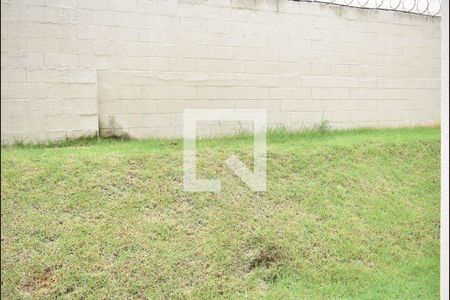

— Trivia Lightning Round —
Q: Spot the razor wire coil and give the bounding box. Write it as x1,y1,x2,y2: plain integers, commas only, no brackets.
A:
293,0,442,16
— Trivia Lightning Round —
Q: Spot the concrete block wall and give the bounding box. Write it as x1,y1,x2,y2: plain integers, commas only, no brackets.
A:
1,0,441,143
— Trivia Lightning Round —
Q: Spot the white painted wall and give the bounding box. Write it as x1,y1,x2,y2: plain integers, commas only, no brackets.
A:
1,0,441,143
440,1,449,298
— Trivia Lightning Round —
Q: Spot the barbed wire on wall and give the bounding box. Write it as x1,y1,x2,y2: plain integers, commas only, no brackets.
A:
293,0,442,16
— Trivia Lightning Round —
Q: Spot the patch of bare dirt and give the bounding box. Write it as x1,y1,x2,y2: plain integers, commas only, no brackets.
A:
22,267,57,295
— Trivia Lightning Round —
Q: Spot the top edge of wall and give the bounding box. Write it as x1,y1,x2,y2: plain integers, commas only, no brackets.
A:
174,0,442,18
5,0,441,18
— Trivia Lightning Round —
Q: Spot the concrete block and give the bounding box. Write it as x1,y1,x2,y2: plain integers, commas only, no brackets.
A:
0,0,442,143
45,53,77,69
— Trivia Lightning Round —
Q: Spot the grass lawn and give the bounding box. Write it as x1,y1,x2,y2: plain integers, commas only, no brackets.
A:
1,127,441,299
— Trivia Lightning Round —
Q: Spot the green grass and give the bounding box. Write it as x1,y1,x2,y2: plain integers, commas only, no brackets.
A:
1,127,440,299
